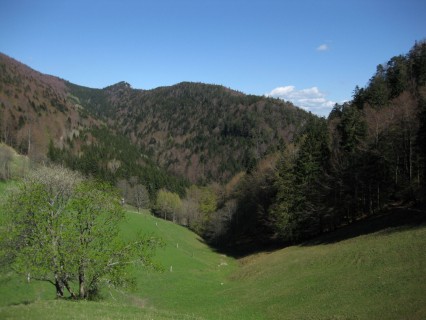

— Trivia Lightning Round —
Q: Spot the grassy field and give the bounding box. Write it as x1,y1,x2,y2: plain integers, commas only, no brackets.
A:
0,180,425,319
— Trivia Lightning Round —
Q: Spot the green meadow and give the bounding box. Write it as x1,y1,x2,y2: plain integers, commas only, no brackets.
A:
0,182,425,319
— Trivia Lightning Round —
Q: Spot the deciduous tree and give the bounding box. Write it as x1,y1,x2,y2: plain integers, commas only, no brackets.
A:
1,165,161,299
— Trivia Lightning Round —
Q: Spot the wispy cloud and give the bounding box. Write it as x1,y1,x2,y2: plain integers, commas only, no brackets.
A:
266,85,336,116
316,44,329,51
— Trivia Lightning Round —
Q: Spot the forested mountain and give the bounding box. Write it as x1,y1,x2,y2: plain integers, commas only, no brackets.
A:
67,80,309,183
0,53,187,197
0,53,98,161
0,51,311,197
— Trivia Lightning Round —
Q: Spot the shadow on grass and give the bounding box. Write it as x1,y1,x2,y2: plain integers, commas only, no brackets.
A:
207,236,285,259
9,300,33,306
211,205,426,258
303,205,426,246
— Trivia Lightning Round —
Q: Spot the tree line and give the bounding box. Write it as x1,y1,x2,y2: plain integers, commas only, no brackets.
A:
47,126,189,202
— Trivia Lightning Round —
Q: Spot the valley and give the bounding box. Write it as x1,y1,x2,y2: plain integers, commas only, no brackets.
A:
1,191,425,319
0,39,426,320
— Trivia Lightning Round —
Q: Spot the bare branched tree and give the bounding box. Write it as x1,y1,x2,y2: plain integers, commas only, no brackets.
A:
0,144,14,180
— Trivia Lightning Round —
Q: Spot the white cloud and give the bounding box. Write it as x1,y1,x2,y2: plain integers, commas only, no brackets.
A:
316,44,329,51
266,85,336,116
269,85,295,96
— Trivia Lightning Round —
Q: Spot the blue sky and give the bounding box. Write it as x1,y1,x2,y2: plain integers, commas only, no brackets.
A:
1,0,425,116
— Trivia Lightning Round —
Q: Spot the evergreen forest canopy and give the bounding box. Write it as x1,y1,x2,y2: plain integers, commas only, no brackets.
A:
0,41,425,252
214,40,426,249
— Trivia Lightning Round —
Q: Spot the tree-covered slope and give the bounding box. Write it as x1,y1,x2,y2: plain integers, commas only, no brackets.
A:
0,53,98,161
208,40,426,251
67,80,311,183
0,52,311,186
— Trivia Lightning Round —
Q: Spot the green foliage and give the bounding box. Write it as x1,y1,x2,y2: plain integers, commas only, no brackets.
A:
66,180,130,297
2,166,83,297
352,40,426,109
1,166,162,300
178,185,222,242
324,41,426,226
270,117,330,243
1,208,424,319
154,189,182,221
337,105,366,153
48,126,189,198
66,82,113,118
410,40,426,86
270,152,297,242
198,187,217,214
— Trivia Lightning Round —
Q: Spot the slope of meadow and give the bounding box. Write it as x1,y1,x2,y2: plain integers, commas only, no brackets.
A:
0,193,425,319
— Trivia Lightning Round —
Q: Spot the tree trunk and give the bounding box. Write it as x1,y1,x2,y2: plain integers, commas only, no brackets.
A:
395,154,399,186
54,275,64,298
409,134,412,182
79,269,86,299
27,126,31,156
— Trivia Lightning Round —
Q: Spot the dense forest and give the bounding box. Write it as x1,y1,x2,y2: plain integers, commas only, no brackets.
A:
47,126,189,199
67,81,310,183
203,40,426,250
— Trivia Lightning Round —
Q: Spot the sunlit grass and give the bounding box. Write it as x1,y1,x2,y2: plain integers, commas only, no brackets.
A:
223,225,426,319
1,191,425,319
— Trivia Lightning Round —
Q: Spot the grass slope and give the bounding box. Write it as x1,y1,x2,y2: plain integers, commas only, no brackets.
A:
0,196,425,319
228,224,426,319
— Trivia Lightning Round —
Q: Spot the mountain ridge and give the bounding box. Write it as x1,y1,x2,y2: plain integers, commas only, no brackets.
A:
0,52,312,183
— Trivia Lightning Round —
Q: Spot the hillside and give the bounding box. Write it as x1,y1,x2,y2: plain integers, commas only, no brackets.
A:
0,52,311,185
1,197,425,319
0,53,98,162
213,40,426,251
67,80,310,183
